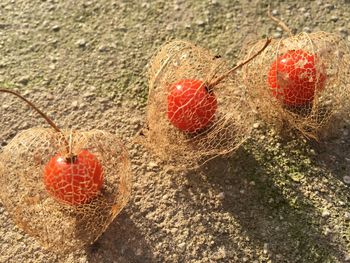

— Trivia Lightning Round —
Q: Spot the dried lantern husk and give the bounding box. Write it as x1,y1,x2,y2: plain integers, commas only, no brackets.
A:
242,32,350,139
0,127,132,253
145,40,254,168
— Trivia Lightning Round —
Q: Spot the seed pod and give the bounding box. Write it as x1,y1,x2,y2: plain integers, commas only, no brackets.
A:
242,32,350,139
145,40,256,168
0,128,131,253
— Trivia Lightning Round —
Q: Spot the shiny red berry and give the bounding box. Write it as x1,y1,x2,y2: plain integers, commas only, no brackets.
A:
43,149,103,205
267,49,326,106
167,79,217,133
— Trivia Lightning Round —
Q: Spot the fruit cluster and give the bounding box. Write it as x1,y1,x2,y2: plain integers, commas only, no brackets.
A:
0,17,349,255
146,31,350,166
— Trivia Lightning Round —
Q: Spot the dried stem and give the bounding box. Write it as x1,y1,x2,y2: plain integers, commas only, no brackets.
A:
267,5,293,37
208,38,271,88
0,88,70,154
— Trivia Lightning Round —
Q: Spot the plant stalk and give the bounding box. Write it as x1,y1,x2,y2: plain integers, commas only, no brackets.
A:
267,5,293,37
208,38,271,88
0,88,70,154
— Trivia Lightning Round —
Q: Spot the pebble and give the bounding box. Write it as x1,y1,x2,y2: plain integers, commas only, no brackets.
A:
52,25,60,32
71,100,79,108
135,248,143,256
324,227,332,236
83,91,94,98
148,161,158,170
343,176,350,184
322,210,330,218
291,172,304,182
271,9,279,16
50,56,58,62
253,122,260,129
263,243,268,254
18,76,29,85
98,97,110,104
344,212,350,220
46,89,58,99
132,86,143,93
195,20,205,26
330,15,339,22
98,45,108,52
273,32,282,38
303,26,312,33
166,24,173,31
338,27,348,34
76,38,87,48
217,192,225,200
141,2,150,8
178,242,186,249
79,102,87,108
217,246,226,259
47,5,55,11
21,122,29,129
324,4,335,10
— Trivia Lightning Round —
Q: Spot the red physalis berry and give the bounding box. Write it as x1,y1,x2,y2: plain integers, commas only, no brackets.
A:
44,149,103,205
268,49,327,106
167,79,217,133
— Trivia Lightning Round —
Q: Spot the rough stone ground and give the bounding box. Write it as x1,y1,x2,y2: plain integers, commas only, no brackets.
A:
0,0,350,262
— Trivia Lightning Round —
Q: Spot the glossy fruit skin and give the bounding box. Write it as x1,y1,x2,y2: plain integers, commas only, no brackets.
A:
44,149,103,205
167,79,217,133
267,49,327,106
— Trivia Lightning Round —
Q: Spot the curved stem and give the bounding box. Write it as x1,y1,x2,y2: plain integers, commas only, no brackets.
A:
0,89,61,132
208,38,271,88
267,5,293,37
0,89,70,154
